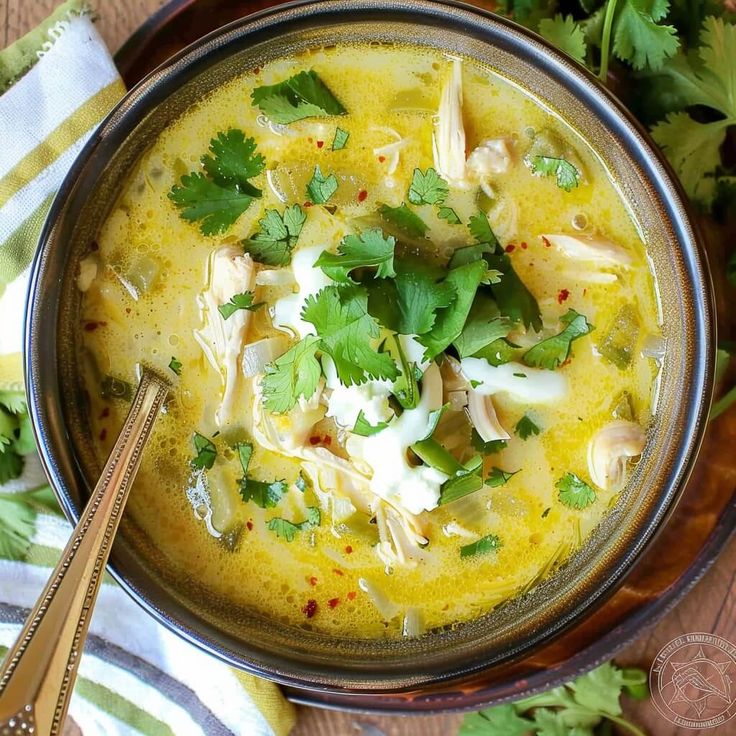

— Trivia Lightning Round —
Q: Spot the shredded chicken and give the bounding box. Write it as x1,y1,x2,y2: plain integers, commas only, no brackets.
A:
194,246,256,426
371,126,411,176
587,420,646,491
541,233,633,267
374,502,428,570
432,57,470,188
467,138,514,195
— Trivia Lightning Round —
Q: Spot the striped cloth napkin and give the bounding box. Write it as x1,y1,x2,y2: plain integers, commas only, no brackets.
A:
0,3,295,734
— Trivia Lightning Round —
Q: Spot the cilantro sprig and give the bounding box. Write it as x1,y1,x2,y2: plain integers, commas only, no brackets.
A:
169,130,264,235
306,165,339,204
315,229,396,283
530,155,581,191
523,309,593,369
460,534,502,559
268,507,321,542
191,432,217,471
408,167,449,205
460,661,649,736
515,415,541,440
262,335,322,414
244,205,306,266
217,291,263,320
251,70,346,124
557,472,597,509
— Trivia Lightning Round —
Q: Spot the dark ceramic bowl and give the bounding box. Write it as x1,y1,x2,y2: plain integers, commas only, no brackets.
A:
25,0,714,696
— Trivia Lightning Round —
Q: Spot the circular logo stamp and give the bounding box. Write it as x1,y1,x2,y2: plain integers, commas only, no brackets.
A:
650,632,736,729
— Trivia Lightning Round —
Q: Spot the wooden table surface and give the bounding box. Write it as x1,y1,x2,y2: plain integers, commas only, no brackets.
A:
3,1,735,734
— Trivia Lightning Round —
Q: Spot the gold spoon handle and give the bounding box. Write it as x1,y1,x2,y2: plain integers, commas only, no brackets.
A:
0,368,169,736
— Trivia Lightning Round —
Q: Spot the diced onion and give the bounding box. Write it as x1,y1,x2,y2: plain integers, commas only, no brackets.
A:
402,607,426,638
255,269,295,286
641,334,666,362
241,336,289,377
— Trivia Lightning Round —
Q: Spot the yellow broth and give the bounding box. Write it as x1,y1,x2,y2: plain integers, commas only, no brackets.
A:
79,45,660,638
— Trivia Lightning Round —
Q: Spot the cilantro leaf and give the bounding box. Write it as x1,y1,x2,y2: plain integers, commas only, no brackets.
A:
468,211,500,251
652,114,731,204
241,479,288,508
169,130,264,235
268,517,300,542
306,165,339,204
453,294,513,358
408,167,449,205
515,414,540,440
486,467,519,488
557,472,596,509
217,291,263,320
353,411,389,436
236,442,253,475
459,704,533,736
472,430,508,455
262,335,321,413
460,533,502,558
523,309,594,369
251,70,347,124
302,285,398,385
332,127,350,150
0,451,24,484
201,130,265,186
168,357,182,376
539,14,588,63
191,432,217,470
486,254,543,332
0,392,26,414
530,155,581,191
244,205,306,266
0,495,36,561
366,257,455,335
268,506,321,541
438,206,462,225
169,173,259,236
315,229,396,283
377,203,429,239
612,0,680,71
419,260,488,360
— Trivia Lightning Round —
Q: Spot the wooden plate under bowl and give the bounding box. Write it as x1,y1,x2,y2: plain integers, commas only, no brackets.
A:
114,0,736,713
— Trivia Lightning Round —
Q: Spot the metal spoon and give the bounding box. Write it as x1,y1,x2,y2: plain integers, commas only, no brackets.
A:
0,367,170,736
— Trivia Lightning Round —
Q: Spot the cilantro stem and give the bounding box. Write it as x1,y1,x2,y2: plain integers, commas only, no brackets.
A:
606,714,648,736
710,384,736,420
599,0,620,83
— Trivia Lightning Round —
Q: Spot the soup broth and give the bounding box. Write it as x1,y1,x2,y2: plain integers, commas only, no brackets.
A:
79,44,660,638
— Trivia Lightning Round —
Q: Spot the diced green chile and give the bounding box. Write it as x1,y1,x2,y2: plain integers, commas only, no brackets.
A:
598,304,640,369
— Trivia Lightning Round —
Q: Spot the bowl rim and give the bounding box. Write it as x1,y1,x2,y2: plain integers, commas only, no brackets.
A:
25,0,715,696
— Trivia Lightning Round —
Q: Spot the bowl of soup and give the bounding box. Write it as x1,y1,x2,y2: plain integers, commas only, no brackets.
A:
26,0,713,693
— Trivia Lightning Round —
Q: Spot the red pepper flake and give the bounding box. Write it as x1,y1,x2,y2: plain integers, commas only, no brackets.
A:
347,591,356,601
520,241,528,250
583,288,588,297
328,597,340,609
309,434,332,446
89,240,99,252
541,236,552,248
557,288,570,304
504,244,516,253
378,155,386,163
99,428,107,442
345,545,353,554
253,67,260,75
125,307,132,314
357,189,368,202
246,520,254,531
309,576,318,587
98,407,110,420
303,201,313,208
332,568,344,577
302,599,318,618
309,435,320,445
316,140,324,149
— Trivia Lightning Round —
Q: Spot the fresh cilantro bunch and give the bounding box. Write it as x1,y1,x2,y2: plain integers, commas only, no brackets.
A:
460,661,649,736
169,129,265,235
